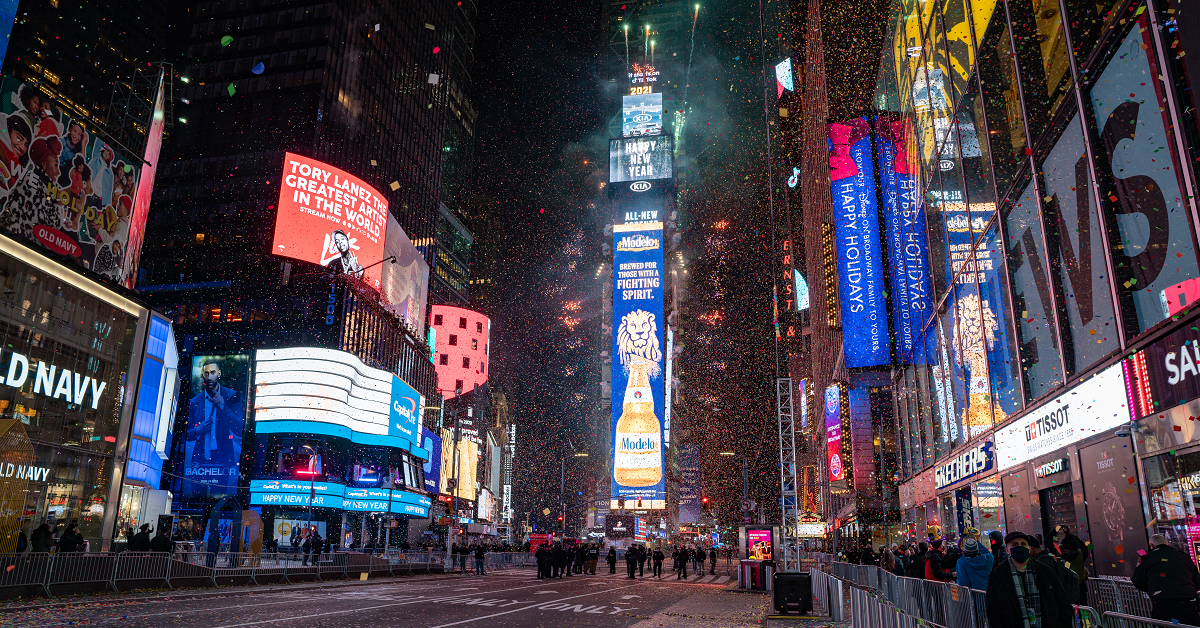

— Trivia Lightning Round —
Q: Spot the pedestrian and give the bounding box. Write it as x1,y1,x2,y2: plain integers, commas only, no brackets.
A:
470,545,484,573
956,537,994,590
552,542,567,578
985,531,1074,628
301,534,312,565
925,538,955,581
535,543,548,579
310,532,323,564
150,526,173,553
30,524,53,553
1133,534,1200,626
625,546,638,579
907,542,928,579
607,547,617,574
58,523,85,553
459,543,470,574
587,543,599,574
678,546,689,579
653,547,665,578
16,529,27,553
130,524,152,552
709,546,717,574
1059,534,1088,603
859,543,876,566
1028,536,1079,603
637,544,647,577
694,546,706,574
989,530,1008,564
564,545,575,577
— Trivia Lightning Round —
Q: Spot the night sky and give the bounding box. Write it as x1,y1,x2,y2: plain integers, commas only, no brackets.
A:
470,0,784,531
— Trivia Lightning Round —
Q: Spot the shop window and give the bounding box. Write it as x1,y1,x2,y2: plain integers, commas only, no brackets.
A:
953,262,995,438
961,80,997,226
455,379,463,392
1038,110,1120,377
973,478,1005,538
471,339,477,350
977,16,1027,197
976,222,1023,416
1002,172,1065,400
226,305,244,323
1088,19,1200,337
480,361,485,373
932,308,967,449
1155,0,1200,170
1008,0,1073,130
969,0,1000,52
925,168,952,302
941,0,974,105
201,304,223,323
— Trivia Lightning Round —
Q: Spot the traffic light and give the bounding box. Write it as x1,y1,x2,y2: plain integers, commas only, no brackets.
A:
557,515,564,529
701,496,711,509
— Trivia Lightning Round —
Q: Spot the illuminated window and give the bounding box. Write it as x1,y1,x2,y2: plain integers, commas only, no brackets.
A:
471,339,477,350
462,357,470,368
195,233,205,244
476,322,483,333
449,334,457,346
439,354,448,365
43,70,59,85
434,314,443,326
459,317,467,329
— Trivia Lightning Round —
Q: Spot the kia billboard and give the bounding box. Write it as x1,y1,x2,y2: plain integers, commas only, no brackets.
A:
272,153,388,291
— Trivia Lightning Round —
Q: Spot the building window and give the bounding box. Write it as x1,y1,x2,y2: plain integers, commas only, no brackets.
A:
476,322,483,333
471,339,478,350
439,354,448,365
480,361,485,373
459,317,467,329
449,334,457,346
434,314,443,326
462,357,470,368
455,379,463,392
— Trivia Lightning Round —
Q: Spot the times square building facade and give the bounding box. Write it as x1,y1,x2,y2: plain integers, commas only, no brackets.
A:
787,0,1200,577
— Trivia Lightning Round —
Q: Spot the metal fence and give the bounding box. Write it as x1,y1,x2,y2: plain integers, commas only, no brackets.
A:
1103,612,1190,628
0,549,470,597
1088,576,1155,618
818,561,1106,628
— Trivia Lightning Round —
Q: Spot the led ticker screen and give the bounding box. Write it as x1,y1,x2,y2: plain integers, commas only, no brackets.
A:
623,93,663,137
609,136,674,183
272,153,388,290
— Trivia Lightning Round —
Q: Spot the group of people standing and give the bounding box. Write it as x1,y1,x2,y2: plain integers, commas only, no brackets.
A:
535,542,602,578
532,543,723,581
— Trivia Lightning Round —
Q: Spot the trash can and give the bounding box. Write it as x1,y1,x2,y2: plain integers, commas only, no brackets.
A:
773,572,813,614
762,561,775,591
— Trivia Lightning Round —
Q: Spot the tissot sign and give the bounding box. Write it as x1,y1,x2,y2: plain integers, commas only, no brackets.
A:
934,441,994,490
993,362,1131,469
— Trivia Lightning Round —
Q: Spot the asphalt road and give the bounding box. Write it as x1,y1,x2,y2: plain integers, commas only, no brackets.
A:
2,567,767,628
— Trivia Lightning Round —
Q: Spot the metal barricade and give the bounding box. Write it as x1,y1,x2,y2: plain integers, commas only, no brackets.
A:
1101,612,1198,628
110,551,170,589
0,553,53,596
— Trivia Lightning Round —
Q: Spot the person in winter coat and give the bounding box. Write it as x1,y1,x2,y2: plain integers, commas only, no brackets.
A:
637,545,647,577
58,523,85,553
956,537,994,590
1059,533,1089,603
564,546,575,578
883,547,906,576
677,546,690,579
986,532,1074,628
535,544,549,579
709,547,718,574
1133,534,1200,626
30,524,53,553
150,528,173,553
653,547,665,578
907,542,928,579
607,547,618,574
694,546,705,574
552,543,567,578
129,524,152,552
1029,536,1079,604
989,530,1009,564
860,544,877,566
474,543,487,576
625,546,638,579
925,539,955,581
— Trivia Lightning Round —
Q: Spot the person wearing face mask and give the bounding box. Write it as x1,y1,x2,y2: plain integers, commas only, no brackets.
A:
1133,534,1200,626
986,532,1074,628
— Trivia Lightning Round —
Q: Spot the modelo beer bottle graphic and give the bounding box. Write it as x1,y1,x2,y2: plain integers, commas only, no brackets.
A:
614,358,662,486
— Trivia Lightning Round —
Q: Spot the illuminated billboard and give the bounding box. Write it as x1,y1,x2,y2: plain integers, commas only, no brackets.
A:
440,429,478,501
0,78,148,287
609,136,673,183
610,177,672,225
253,347,426,456
875,116,931,361
272,153,388,291
180,354,249,499
430,305,490,398
775,58,794,97
422,431,442,494
610,222,666,510
825,384,844,482
382,213,429,335
622,93,663,137
828,117,889,367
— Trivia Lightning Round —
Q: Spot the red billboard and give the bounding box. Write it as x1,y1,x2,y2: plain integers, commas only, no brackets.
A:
272,153,387,291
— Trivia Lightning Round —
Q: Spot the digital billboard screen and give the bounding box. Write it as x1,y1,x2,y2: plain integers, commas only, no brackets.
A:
622,93,662,137
422,431,442,494
611,177,672,225
828,117,889,367
747,528,773,560
825,384,844,482
609,136,673,183
610,222,666,510
272,153,388,291
382,213,429,335
875,116,932,361
181,354,249,499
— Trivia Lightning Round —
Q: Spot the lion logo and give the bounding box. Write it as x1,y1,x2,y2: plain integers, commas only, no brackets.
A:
617,310,662,373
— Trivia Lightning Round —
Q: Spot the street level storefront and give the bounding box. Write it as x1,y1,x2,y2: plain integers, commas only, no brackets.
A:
994,361,1143,577
933,438,1001,543
899,466,937,543
0,234,175,551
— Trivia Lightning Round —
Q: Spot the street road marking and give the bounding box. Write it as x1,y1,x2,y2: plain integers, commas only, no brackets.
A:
620,595,641,599
452,587,479,591
533,590,558,594
424,583,643,628
715,575,730,583
699,575,715,583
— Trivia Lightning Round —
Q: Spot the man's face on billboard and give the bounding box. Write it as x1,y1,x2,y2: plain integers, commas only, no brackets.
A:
201,363,221,393
333,232,350,253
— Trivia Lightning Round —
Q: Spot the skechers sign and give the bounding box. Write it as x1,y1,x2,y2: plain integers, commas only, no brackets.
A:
993,362,1132,469
827,117,888,367
934,441,994,490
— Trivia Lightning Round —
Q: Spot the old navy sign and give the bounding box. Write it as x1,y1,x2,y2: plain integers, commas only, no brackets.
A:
0,350,107,409
934,441,994,490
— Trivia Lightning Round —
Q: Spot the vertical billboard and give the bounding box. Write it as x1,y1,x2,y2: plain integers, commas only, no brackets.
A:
678,442,701,524
827,117,889,367
272,153,388,291
609,136,673,183
0,79,144,286
382,213,430,335
123,70,167,290
875,116,932,361
422,431,442,494
440,429,478,502
610,222,666,510
622,93,663,137
825,384,845,482
181,354,249,499
1080,436,1148,577
849,387,876,494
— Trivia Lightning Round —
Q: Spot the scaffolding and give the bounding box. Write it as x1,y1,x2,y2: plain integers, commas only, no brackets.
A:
776,377,800,572
105,63,174,160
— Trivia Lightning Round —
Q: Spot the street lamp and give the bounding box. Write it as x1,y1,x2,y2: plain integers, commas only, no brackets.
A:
560,451,588,535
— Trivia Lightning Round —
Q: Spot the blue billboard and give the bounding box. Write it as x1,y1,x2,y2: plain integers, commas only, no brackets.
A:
181,354,250,499
875,116,932,362
828,117,889,367
389,374,421,444
610,222,666,509
422,431,442,494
